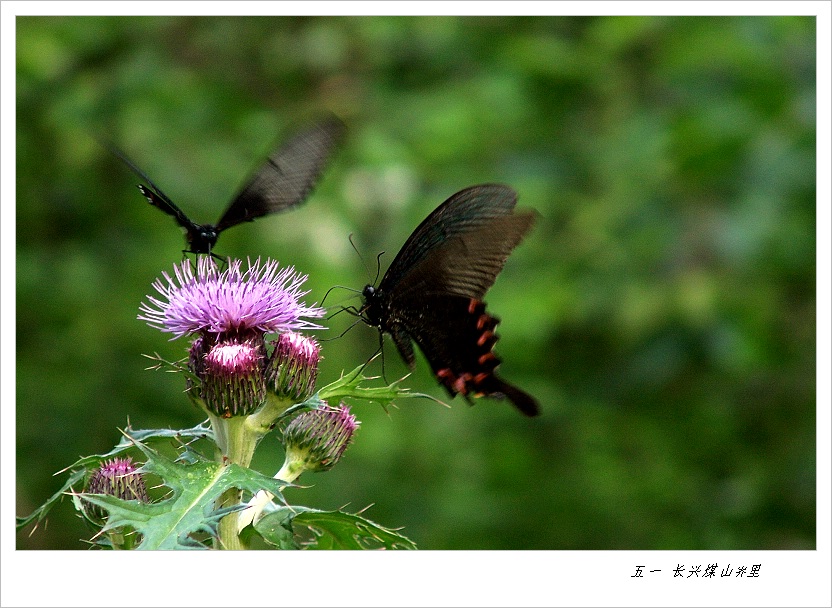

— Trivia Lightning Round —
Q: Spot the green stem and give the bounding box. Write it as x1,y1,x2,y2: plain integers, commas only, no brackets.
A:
209,415,261,550
217,488,245,550
236,459,302,532
208,396,295,550
247,393,295,434
210,415,259,467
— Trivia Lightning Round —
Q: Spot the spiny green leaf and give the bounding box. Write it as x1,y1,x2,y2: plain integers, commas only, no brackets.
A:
249,507,300,549
58,421,214,474
19,422,214,534
16,468,86,533
75,437,288,550
317,363,444,412
255,506,417,550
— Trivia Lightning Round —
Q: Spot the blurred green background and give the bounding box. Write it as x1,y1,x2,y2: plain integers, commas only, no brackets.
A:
16,16,816,550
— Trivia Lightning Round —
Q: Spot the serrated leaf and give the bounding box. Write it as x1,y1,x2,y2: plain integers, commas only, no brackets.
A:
255,506,417,550
58,421,214,474
18,422,214,534
250,507,301,549
317,363,442,411
76,437,288,550
16,468,86,533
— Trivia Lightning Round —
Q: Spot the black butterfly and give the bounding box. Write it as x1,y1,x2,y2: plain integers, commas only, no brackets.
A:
106,115,345,254
360,184,539,416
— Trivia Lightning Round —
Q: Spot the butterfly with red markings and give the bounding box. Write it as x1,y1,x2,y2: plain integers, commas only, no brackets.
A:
360,184,539,416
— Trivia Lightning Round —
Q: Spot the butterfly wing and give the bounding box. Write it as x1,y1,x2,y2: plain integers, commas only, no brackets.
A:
103,139,203,236
215,115,346,231
395,295,539,416
389,210,537,302
378,184,521,292
136,185,203,238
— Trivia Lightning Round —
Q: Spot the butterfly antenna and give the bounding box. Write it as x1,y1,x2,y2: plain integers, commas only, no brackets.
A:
373,250,385,286
349,233,384,285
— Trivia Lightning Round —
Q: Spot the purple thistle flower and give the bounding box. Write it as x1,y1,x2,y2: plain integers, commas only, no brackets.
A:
138,257,324,340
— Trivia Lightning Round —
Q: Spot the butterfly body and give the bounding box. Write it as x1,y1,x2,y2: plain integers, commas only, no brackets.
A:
109,115,346,254
360,184,539,416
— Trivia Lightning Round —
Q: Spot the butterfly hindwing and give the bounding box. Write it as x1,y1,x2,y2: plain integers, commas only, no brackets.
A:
389,294,539,417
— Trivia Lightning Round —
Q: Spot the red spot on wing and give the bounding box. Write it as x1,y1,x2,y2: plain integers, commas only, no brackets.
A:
477,352,498,367
477,330,495,347
452,373,473,395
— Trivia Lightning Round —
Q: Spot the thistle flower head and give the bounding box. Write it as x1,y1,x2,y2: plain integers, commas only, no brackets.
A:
138,257,324,340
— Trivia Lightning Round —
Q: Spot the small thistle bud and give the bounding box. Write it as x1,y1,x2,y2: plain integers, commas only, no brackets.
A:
85,457,148,522
190,335,267,418
279,403,359,481
266,331,320,402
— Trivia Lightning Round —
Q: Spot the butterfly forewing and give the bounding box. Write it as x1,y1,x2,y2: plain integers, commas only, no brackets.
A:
136,185,203,237
101,138,200,234
378,184,520,292
387,211,537,302
216,115,346,231
104,115,345,254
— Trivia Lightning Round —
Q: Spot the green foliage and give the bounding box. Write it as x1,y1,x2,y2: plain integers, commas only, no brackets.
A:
16,423,212,534
317,361,443,412
77,437,288,549
16,16,816,550
20,421,415,550
255,506,417,550
16,468,86,535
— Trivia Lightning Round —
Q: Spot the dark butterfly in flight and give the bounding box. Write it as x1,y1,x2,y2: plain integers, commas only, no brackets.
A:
360,184,539,416
106,115,345,254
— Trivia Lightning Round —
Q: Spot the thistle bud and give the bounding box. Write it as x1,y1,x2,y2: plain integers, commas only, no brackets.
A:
279,403,359,481
266,331,320,402
189,334,267,418
85,457,148,522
